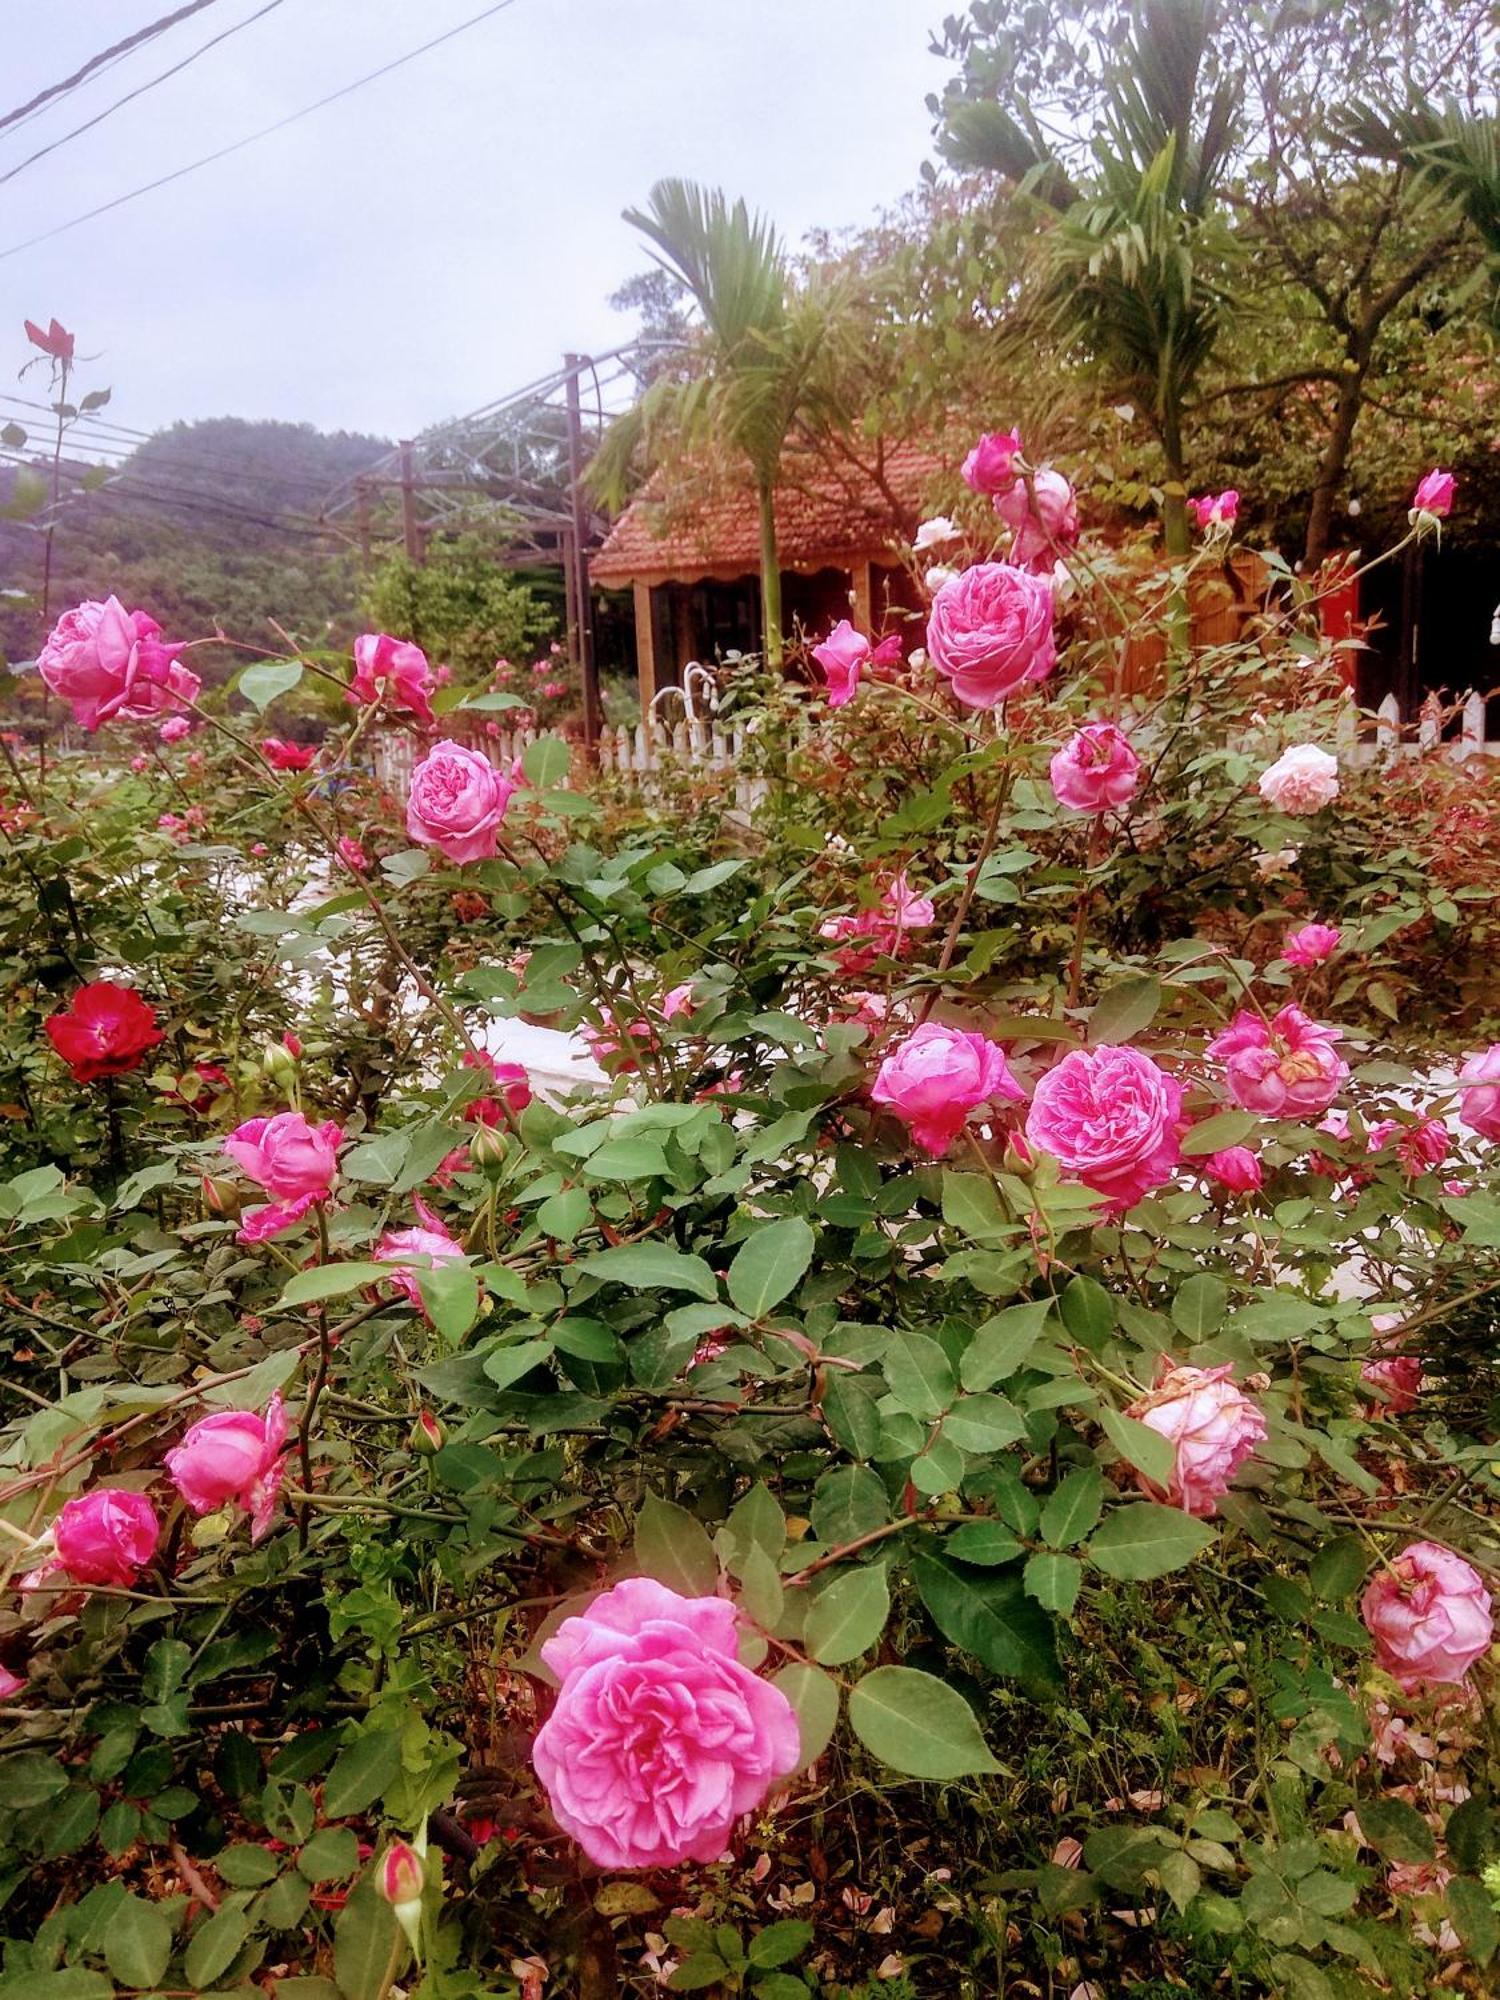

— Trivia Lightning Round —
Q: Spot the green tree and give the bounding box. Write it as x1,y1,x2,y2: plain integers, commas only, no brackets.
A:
366,534,547,686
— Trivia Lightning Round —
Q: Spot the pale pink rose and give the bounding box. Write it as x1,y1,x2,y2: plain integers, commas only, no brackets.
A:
1361,1541,1493,1692
1411,469,1456,519
1208,1005,1347,1119
1025,1044,1183,1213
810,619,901,708
926,562,1054,709
1258,744,1339,813
1366,1115,1451,1176
337,835,370,874
224,1112,341,1200
349,633,437,724
1283,921,1341,967
1049,722,1140,813
1188,490,1239,530
1360,1349,1424,1414
0,1665,23,1699
164,1395,288,1541
871,1022,1024,1157
995,468,1079,570
960,428,1023,494
661,982,696,1021
37,597,199,732
53,1489,159,1587
924,562,960,592
375,1197,465,1311
1456,1044,1500,1141
158,715,191,744
532,1578,799,1869
913,515,960,551
406,740,515,863
1203,1145,1263,1194
1126,1363,1267,1516
235,1193,319,1244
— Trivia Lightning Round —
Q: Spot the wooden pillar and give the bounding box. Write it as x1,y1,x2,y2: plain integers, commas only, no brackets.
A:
633,578,658,708
564,353,601,752
850,558,873,633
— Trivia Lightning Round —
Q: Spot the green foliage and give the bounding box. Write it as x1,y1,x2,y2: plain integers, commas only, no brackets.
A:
365,534,549,686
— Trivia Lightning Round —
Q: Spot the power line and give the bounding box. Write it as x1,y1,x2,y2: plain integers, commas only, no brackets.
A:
0,1,225,135
0,0,289,190
0,0,523,262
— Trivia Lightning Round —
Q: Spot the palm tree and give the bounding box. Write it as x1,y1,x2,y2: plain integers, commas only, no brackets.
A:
1343,103,1500,319
592,179,827,668
944,0,1238,555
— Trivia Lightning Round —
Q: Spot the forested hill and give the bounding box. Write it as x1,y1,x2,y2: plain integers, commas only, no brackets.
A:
0,416,390,671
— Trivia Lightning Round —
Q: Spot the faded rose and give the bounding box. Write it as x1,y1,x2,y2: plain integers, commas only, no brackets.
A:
374,1197,465,1312
406,740,515,863
995,467,1079,570
261,737,316,772
1258,744,1339,814
1456,1044,1500,1141
1361,1541,1493,1692
926,561,1055,709
1209,1005,1347,1120
1126,1364,1267,1516
349,633,438,724
1188,490,1239,530
531,1578,799,1869
1049,722,1140,814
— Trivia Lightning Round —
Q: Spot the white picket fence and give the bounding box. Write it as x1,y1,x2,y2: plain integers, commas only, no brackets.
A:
1341,689,1498,765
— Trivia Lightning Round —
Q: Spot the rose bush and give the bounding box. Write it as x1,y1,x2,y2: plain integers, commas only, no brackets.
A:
0,436,1496,2000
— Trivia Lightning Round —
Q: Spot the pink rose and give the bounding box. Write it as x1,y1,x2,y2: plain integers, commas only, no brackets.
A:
961,428,1023,494
377,1840,424,1913
926,562,1055,709
1366,1115,1451,1176
1025,1044,1183,1213
1203,1145,1262,1194
819,872,936,970
53,1489,159,1587
1125,1363,1267,1516
337,835,370,874
1208,1005,1347,1120
461,1049,533,1123
235,1193,319,1244
223,1111,341,1200
871,1022,1024,1157
164,1395,287,1541
375,1197,465,1311
1282,921,1341,967
37,597,199,732
1188,490,1239,530
349,633,438,725
159,715,192,744
1411,469,1456,519
995,468,1079,570
1258,744,1339,813
1360,1349,1424,1414
0,1665,23,1700
661,982,696,1022
1456,1044,1500,1141
1049,723,1140,814
810,619,901,709
261,738,316,772
532,1578,799,1869
406,740,515,863
1361,1541,1493,1692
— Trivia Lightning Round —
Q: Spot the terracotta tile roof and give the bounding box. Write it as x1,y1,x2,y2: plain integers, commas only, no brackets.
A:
590,440,952,586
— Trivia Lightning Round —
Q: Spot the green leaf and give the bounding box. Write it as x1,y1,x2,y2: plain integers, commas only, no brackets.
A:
748,1920,814,1969
1089,1503,1215,1581
184,1905,251,1988
412,1259,478,1343
0,1978,113,2000
1024,1551,1083,1614
943,1520,1024,1566
584,1135,670,1180
1058,1275,1114,1344
1040,1469,1104,1549
277,1261,385,1309
215,1843,282,1887
522,735,571,787
1171,1274,1228,1340
881,1328,955,1419
334,1883,408,2000
809,1464,890,1547
536,1185,591,1241
636,1492,718,1596
1179,1110,1260,1156
1,1750,68,1807
298,1826,361,1881
820,1374,881,1458
1447,1876,1499,1966
1098,1405,1176,1486
941,1170,1010,1242
726,1217,814,1317
239,658,304,711
739,1545,785,1627
1357,1797,1437,1864
1087,975,1161,1046
103,1894,174,1988
722,1482,786,1572
578,1242,718,1300
804,1564,890,1666
321,1729,404,1819
1309,1535,1369,1601
960,1299,1053,1390
912,1553,1062,1692
847,1665,1001,1779
940,1392,1026,1453
772,1662,840,1772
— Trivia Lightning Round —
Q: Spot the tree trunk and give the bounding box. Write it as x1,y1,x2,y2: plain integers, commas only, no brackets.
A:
1159,400,1190,560
756,478,783,670
1303,365,1366,568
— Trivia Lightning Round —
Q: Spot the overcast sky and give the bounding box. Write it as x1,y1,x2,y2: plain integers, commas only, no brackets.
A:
2,0,944,442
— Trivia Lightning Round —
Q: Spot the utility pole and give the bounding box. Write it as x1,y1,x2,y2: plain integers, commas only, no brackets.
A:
399,440,424,566
564,355,600,753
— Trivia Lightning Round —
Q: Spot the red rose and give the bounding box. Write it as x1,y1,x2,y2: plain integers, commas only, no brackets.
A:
45,981,164,1084
24,317,74,362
